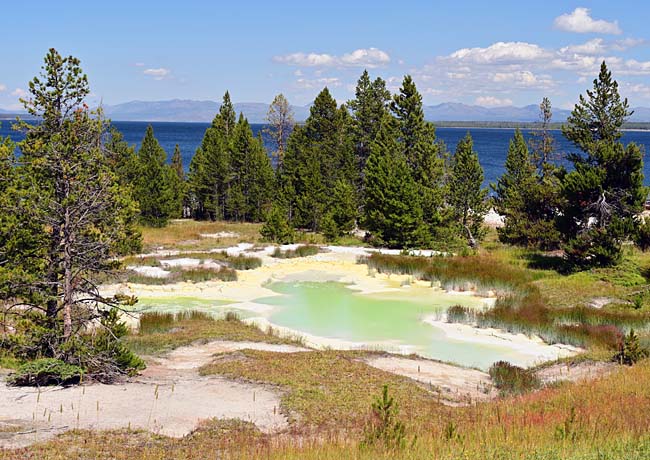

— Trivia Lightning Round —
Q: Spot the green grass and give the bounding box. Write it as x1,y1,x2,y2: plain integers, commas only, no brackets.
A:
123,266,238,285
271,244,320,259
200,349,436,427
124,311,301,355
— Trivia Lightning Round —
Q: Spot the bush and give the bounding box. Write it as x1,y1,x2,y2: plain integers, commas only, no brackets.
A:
446,304,472,323
260,205,294,244
635,217,650,251
488,360,540,395
613,329,649,365
8,358,83,386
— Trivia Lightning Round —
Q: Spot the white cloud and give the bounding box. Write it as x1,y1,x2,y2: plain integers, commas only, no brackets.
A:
554,8,621,35
294,69,303,77
560,38,607,55
611,38,645,51
339,48,390,68
134,62,145,67
295,77,341,89
274,48,390,68
491,70,552,88
475,96,513,107
0,84,6,92
143,68,171,80
447,42,549,64
11,88,27,98
275,53,336,67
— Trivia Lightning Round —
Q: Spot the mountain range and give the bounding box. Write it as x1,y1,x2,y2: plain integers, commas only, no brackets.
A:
4,99,650,123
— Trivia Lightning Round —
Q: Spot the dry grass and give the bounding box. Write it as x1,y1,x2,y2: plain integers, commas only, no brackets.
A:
8,358,650,459
140,220,264,251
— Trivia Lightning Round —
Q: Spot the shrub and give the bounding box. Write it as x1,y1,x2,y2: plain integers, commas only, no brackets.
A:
260,205,294,244
613,329,649,365
635,217,650,251
488,360,540,395
446,304,472,323
8,358,83,386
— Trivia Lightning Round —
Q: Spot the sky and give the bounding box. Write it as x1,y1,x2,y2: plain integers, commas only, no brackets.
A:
2,1,650,110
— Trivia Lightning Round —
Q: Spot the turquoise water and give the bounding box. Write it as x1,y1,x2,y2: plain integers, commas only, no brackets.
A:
256,282,545,369
132,282,562,369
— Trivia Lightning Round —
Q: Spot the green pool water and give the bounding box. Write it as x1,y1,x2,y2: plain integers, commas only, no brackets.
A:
256,282,553,369
133,282,564,369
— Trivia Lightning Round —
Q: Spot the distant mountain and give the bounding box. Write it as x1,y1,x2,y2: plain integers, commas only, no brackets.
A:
5,99,650,123
423,103,573,122
101,99,311,123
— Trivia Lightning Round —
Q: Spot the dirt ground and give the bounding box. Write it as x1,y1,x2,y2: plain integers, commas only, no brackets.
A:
0,341,308,449
361,355,496,405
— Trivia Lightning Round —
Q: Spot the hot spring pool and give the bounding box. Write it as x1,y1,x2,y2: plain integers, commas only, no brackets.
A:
135,281,574,369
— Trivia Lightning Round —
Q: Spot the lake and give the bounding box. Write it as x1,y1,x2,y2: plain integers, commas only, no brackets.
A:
3,120,650,187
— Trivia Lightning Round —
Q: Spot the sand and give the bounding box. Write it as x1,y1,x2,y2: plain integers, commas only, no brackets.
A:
0,341,307,449
361,355,496,405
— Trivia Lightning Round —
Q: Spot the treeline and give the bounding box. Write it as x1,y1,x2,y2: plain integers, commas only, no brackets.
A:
111,63,645,269
115,72,489,250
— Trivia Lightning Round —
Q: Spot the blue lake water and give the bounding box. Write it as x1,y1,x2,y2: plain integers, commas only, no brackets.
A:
2,120,650,187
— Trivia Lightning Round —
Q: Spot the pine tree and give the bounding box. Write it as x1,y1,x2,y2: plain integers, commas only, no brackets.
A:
322,179,358,241
188,92,233,220
363,117,427,248
2,49,141,356
170,144,187,218
560,62,644,268
492,129,537,246
348,70,390,183
282,87,350,231
391,76,445,232
133,125,176,226
447,133,488,248
227,115,275,221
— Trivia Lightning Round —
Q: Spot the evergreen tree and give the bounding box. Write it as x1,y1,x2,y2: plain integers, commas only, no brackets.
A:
188,92,233,220
492,129,537,246
1,49,140,358
363,117,427,248
170,144,188,218
227,115,275,221
260,204,294,244
348,70,390,185
560,62,644,268
133,125,177,226
322,179,358,241
105,126,138,187
391,76,445,232
282,88,351,231
447,133,488,248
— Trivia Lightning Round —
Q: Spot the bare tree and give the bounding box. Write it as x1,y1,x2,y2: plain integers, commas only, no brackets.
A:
264,94,295,170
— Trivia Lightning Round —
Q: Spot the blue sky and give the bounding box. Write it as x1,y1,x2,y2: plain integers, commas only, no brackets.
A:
2,1,650,110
